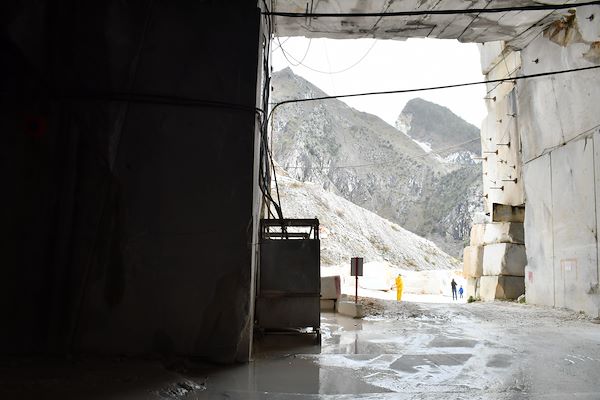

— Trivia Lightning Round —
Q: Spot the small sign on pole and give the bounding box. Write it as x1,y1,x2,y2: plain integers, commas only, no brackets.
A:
350,257,363,276
351,257,364,304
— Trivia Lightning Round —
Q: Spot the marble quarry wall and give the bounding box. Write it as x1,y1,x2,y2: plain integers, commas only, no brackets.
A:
467,5,600,316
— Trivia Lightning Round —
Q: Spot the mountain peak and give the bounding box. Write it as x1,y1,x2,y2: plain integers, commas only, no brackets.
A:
275,66,294,75
272,67,329,100
396,98,480,155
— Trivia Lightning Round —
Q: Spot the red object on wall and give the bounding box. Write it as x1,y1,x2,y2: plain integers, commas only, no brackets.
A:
23,115,48,139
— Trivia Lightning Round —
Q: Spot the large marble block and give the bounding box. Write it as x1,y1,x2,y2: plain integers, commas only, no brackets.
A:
483,222,524,245
483,243,526,277
320,299,335,311
480,275,525,301
470,224,486,246
463,246,484,278
321,276,341,300
492,204,525,223
466,277,480,299
337,301,364,318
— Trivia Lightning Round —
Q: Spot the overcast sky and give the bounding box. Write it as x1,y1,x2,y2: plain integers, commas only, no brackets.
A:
271,37,487,128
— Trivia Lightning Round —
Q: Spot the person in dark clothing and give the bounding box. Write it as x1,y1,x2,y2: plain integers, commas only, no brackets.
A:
451,279,458,300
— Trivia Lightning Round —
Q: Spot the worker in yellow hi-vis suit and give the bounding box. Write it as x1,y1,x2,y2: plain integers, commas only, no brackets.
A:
395,274,404,301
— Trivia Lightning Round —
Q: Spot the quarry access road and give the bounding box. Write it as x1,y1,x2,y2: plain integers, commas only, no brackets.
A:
2,300,599,399
202,299,600,399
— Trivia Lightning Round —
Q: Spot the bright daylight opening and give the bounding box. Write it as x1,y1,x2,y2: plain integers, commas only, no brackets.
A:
269,37,487,309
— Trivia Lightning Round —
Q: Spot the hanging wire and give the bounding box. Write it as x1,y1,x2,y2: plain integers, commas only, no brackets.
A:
275,37,377,74
268,64,600,124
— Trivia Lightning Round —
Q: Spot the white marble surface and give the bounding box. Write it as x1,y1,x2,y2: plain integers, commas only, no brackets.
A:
466,276,480,299
519,34,600,163
551,137,598,314
478,41,504,75
469,223,486,246
463,245,484,278
480,275,525,301
523,153,555,308
483,222,524,245
483,243,527,277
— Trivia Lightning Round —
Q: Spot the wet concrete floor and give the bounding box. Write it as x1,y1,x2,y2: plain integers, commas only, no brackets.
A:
2,301,600,399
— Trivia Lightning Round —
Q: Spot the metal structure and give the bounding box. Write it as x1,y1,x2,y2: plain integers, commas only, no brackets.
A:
256,219,320,335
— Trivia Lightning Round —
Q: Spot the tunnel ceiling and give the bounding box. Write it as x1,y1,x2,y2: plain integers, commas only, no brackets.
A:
271,0,590,48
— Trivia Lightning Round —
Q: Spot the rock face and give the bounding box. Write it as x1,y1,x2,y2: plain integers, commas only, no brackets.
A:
277,172,460,270
396,98,481,160
271,68,482,257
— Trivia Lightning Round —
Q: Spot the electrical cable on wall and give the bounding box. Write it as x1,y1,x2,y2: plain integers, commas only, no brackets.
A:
60,92,264,114
54,36,599,220
259,0,285,221
264,1,600,18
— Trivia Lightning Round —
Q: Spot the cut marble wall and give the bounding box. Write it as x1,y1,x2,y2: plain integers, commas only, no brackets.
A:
479,41,504,75
550,137,598,314
468,40,527,302
519,10,600,164
483,90,524,211
523,153,555,308
502,6,600,316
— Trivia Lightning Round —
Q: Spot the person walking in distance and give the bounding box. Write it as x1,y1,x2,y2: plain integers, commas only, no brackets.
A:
459,285,464,299
451,279,458,300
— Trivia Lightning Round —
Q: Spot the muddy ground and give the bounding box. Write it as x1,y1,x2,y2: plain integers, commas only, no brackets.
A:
1,299,599,399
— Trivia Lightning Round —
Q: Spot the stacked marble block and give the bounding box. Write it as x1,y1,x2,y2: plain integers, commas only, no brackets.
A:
464,221,526,301
470,43,527,301
320,275,341,311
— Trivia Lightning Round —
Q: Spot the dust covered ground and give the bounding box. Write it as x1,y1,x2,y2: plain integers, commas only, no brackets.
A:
1,299,599,399
356,295,592,326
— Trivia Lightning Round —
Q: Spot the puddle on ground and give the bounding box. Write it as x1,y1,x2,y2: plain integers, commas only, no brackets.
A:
428,337,478,348
389,354,472,373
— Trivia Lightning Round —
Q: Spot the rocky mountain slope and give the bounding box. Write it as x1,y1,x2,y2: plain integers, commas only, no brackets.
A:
271,67,482,257
396,97,480,161
276,171,460,270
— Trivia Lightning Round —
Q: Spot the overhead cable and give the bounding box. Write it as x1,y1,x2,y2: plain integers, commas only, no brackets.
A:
269,64,600,122
60,92,264,115
277,37,313,66
264,1,600,18
275,38,378,74
261,0,285,220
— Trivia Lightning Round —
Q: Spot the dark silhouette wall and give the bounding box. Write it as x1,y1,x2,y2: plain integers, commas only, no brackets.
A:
1,1,260,363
